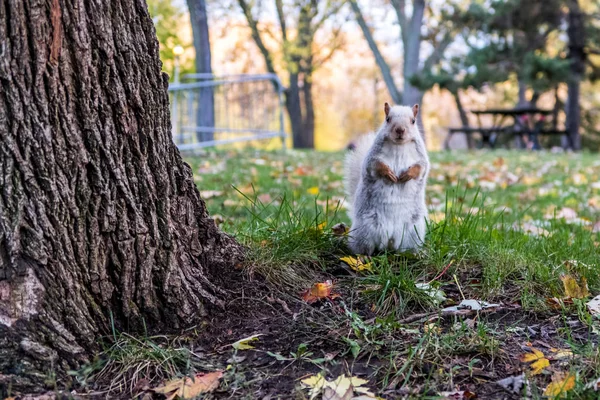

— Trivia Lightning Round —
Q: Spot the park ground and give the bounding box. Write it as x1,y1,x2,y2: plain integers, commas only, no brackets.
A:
48,150,600,399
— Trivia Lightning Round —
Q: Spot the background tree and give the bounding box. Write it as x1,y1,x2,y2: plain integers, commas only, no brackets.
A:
187,0,216,141
237,0,346,149
0,0,242,391
349,0,458,132
148,0,195,79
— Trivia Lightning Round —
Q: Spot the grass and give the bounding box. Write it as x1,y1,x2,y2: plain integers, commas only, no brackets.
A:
188,148,600,307
181,148,600,398
72,148,600,399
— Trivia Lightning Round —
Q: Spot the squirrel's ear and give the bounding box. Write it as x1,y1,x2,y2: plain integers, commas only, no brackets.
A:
412,104,419,118
384,102,390,117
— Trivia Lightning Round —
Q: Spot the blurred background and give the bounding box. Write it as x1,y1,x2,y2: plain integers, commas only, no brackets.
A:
152,0,600,152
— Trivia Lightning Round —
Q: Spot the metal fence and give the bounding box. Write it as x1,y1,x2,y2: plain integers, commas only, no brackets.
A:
168,73,286,151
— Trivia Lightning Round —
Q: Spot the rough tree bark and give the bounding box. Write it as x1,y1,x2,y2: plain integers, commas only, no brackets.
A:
187,0,215,142
0,0,243,392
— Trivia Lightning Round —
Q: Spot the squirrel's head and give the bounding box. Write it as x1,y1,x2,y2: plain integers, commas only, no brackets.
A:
382,102,420,145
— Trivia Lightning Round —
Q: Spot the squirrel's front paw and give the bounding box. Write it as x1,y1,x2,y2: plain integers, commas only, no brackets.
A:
398,164,422,183
375,160,398,183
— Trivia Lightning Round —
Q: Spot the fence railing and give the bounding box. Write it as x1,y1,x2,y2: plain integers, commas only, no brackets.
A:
168,73,286,151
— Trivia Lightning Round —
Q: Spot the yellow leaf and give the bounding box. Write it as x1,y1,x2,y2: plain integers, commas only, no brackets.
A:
560,274,590,299
520,348,550,375
231,334,263,350
520,348,545,363
317,221,326,231
549,348,574,360
340,256,373,273
302,373,327,400
530,358,550,375
153,372,223,399
307,186,320,195
544,372,576,398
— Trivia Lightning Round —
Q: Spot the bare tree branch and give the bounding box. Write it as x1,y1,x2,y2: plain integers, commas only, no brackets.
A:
423,31,453,71
349,0,402,103
312,27,345,70
275,0,288,43
313,0,346,32
390,0,408,45
238,0,277,74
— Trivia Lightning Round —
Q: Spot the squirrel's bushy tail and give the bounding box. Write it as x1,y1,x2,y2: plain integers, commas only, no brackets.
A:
344,133,376,208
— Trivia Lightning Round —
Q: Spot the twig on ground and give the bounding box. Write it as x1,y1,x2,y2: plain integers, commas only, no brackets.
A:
428,260,454,284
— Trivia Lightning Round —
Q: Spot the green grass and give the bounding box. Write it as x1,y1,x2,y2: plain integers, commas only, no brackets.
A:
186,149,600,307
180,148,600,398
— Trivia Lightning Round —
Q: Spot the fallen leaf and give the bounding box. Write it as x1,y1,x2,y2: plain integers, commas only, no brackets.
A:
199,190,223,199
496,374,530,395
560,274,589,299
301,280,340,303
585,376,600,391
302,373,327,400
331,223,349,236
520,348,550,375
257,193,272,203
587,295,600,317
424,323,441,334
442,299,500,315
439,391,476,399
307,186,320,195
571,173,588,185
301,374,375,400
340,256,373,273
544,372,576,398
415,282,447,303
231,334,263,350
152,371,223,400
514,222,551,237
548,348,573,360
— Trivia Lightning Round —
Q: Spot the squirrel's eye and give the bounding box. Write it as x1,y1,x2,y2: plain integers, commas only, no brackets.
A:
386,117,391,123
411,118,415,124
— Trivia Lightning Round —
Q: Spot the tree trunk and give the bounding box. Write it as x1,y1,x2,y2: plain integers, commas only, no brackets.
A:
453,90,474,149
285,73,306,148
0,0,243,392
565,0,585,151
301,73,315,149
349,0,402,104
187,0,215,142
517,79,528,107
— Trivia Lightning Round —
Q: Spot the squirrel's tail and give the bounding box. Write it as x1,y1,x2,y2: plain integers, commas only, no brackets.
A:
344,133,375,208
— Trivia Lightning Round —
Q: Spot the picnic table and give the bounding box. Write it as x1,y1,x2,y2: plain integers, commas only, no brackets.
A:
447,107,567,149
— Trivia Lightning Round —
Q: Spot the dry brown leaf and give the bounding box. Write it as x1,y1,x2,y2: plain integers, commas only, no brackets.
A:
301,280,340,303
331,223,349,236
152,371,223,400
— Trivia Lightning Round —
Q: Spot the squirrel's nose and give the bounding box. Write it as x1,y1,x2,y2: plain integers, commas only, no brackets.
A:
395,127,405,136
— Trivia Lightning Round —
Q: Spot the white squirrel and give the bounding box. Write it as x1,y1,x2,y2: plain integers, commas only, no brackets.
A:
344,102,430,255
